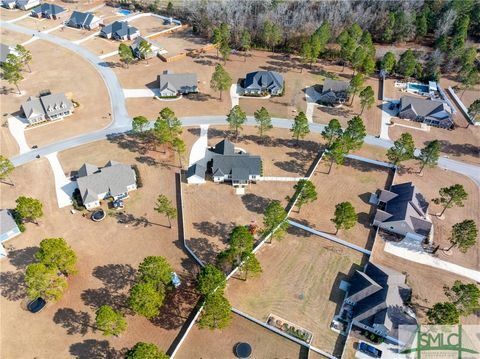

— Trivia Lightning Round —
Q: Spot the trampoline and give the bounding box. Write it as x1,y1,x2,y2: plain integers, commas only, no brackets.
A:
91,209,106,222
234,342,252,358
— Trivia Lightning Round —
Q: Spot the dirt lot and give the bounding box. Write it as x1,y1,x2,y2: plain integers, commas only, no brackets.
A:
127,15,176,38
0,7,25,21
152,28,211,58
15,15,64,31
372,240,479,325
0,28,32,45
290,158,393,250
176,313,307,359
91,4,126,24
81,35,123,56
0,140,199,358
225,229,367,357
0,39,110,155
49,26,95,41
393,161,479,271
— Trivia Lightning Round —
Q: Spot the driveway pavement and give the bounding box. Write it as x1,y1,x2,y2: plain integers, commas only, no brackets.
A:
7,117,30,154
188,125,210,169
305,86,320,123
45,152,78,208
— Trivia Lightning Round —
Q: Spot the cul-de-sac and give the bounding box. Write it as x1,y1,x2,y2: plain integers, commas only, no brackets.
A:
1,1,479,358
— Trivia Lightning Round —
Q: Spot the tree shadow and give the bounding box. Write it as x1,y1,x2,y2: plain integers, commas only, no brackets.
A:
435,140,479,159
343,157,386,173
92,264,137,291
7,246,39,270
0,271,26,301
241,193,271,214
135,155,159,167
114,212,164,228
81,288,132,315
185,92,214,102
274,159,306,174
186,237,219,265
187,127,200,136
318,105,352,118
286,223,313,238
192,221,234,243
106,133,150,155
53,308,93,336
69,339,126,359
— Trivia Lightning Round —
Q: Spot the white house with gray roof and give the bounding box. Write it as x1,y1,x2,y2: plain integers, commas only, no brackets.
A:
31,3,66,19
76,161,137,209
398,95,453,129
130,37,165,59
318,79,349,105
158,70,198,97
0,43,18,64
1,0,16,9
21,92,74,125
100,21,139,41
0,209,21,259
242,70,284,96
15,0,39,10
66,11,102,30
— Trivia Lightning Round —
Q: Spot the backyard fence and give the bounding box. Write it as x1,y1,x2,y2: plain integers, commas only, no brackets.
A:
447,87,478,126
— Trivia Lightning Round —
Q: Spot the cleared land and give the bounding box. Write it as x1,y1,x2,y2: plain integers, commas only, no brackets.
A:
152,28,211,58
49,26,94,41
0,39,110,156
0,28,31,45
393,161,479,271
290,158,393,250
0,7,25,21
15,15,64,31
225,229,368,357
127,15,176,38
176,313,307,359
81,35,123,56
1,141,199,358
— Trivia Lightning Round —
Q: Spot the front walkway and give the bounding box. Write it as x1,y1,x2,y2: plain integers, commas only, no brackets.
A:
384,237,480,282
45,152,77,208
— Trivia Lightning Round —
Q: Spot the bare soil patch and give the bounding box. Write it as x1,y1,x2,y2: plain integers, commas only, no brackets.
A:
0,7,24,21
16,15,64,31
290,158,393,250
225,229,367,356
81,35,123,56
127,15,175,38
0,28,32,45
50,26,93,41
176,313,306,359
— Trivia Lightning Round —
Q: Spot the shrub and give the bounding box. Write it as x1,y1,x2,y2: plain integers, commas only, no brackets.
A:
71,188,84,211
132,164,143,188
11,210,25,232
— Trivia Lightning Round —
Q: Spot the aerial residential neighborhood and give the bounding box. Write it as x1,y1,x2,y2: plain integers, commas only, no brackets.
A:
0,1,479,359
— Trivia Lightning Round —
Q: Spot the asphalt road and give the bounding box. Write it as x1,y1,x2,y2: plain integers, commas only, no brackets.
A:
3,21,479,187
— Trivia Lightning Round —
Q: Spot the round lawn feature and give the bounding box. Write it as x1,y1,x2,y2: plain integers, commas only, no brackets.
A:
234,342,252,358
91,209,106,222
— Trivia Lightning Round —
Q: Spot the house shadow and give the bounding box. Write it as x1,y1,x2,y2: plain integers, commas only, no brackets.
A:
241,193,271,214
318,105,352,118
184,92,214,102
145,78,159,91
0,271,26,301
69,339,126,359
53,308,94,336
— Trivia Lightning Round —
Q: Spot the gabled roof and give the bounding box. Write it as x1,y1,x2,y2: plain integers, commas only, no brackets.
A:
187,163,206,179
130,36,161,52
0,43,13,63
31,3,65,15
101,21,138,37
322,79,349,93
213,139,235,155
0,209,19,237
21,96,44,120
158,71,197,93
212,155,262,180
400,96,452,120
41,93,73,116
78,163,99,178
244,71,284,92
68,11,99,27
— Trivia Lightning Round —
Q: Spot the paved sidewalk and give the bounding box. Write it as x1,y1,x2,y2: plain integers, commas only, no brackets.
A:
7,117,30,154
45,152,77,208
123,88,160,98
384,237,480,282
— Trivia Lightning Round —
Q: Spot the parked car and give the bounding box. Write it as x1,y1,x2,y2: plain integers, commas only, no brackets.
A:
358,341,382,358
27,298,47,313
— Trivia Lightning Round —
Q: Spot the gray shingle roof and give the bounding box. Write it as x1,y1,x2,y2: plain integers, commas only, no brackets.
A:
213,139,235,155
158,71,197,93
0,43,13,63
400,96,452,120
21,96,44,120
322,79,349,93
0,209,18,237
187,163,206,179
67,11,98,27
131,36,161,52
244,71,284,92
31,3,65,16
40,93,73,117
101,21,138,38
212,154,261,180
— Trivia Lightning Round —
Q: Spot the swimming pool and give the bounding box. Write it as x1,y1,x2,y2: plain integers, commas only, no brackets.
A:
407,83,429,94
118,9,131,16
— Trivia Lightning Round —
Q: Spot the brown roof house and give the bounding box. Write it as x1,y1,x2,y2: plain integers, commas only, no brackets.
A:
398,96,453,129
317,79,349,105
373,182,432,242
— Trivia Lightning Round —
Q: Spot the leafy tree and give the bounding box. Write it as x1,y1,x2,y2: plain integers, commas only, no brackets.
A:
172,137,186,168
360,31,375,57
159,107,182,140
359,86,375,114
433,184,469,217
447,220,477,253
263,200,289,241
95,305,127,337
15,44,32,72
129,281,165,319
417,140,441,175
331,202,357,235
15,196,43,224
468,99,480,121
382,12,395,43
226,105,247,139
290,112,310,144
314,21,331,50
338,31,356,71
254,107,273,140
153,119,171,152
198,291,232,329
138,256,172,289
35,238,77,276
300,41,312,71
343,115,366,151
459,67,478,98
321,118,342,148
25,262,67,301
326,138,349,174
229,226,254,261
2,61,23,94
210,64,232,101
197,264,226,297
240,29,251,62
118,43,134,68
137,40,152,63
219,41,231,64
381,52,396,74
415,11,428,38
397,49,417,78
348,23,363,42
126,342,169,359
393,10,411,42
352,46,366,75
287,179,317,213
427,302,459,325
212,23,230,61
240,252,262,280
309,34,322,68
154,194,177,228
434,34,448,53
445,280,480,316
386,133,415,166
262,20,282,52
348,73,364,105
132,116,149,136
361,54,375,77
0,155,14,186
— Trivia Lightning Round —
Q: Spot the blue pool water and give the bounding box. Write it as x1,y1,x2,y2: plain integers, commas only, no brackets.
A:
118,9,131,16
407,83,429,93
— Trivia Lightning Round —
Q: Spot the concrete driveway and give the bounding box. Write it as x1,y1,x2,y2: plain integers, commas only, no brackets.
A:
45,152,78,208
7,116,30,154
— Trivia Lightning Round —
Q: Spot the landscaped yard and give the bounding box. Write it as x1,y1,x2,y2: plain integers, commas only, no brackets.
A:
290,157,393,250
225,229,368,357
176,312,307,359
0,140,199,358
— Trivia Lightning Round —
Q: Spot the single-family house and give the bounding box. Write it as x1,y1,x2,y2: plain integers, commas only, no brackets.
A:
398,95,454,129
100,21,139,41
16,0,40,10
317,79,349,105
130,36,165,59
158,70,198,97
186,163,206,184
1,0,16,9
31,3,66,19
208,139,262,188
373,182,432,242
66,11,102,30
0,209,21,259
243,70,284,96
0,43,18,63
345,263,416,338
76,161,137,209
21,92,74,125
